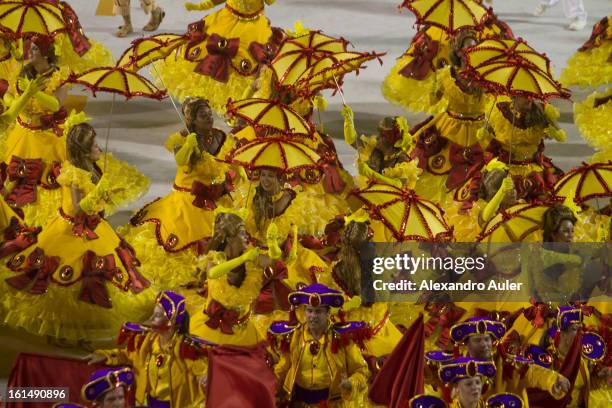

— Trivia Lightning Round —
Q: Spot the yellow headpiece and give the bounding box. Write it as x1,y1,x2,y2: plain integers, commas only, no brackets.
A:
288,21,310,38
62,110,91,139
484,158,509,174
344,208,370,225
393,116,414,151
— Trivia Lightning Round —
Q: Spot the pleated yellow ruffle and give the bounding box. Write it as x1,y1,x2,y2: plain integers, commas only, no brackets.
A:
19,188,62,227
560,41,612,88
574,88,612,151
573,207,609,243
441,197,483,243
55,34,115,74
98,153,150,216
117,222,201,290
0,278,155,341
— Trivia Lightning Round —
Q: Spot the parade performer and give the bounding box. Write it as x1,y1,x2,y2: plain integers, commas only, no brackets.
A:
85,291,211,408
269,283,369,407
153,0,278,113
54,366,135,408
534,0,588,31
113,0,165,37
1,118,153,341
438,357,497,408
123,97,239,288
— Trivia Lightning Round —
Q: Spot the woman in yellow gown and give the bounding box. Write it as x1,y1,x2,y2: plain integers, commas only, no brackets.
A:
0,119,155,341
407,30,490,205
0,36,144,228
122,98,240,289
153,0,279,114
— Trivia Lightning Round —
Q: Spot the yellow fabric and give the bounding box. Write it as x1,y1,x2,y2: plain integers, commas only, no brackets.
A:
97,331,207,408
274,324,369,402
560,41,612,88
55,35,115,74
153,0,272,113
345,302,401,358
574,87,612,151
189,250,265,346
449,400,485,408
295,328,333,390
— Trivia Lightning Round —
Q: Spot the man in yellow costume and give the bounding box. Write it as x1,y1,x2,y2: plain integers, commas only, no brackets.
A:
84,291,213,408
113,0,165,37
450,317,571,407
270,283,369,407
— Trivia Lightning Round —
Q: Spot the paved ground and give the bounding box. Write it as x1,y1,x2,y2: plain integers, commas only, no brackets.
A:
0,0,610,393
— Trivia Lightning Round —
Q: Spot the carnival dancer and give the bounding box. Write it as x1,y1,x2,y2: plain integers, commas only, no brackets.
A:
152,0,278,114
54,366,136,408
438,357,497,408
269,283,369,407
122,98,239,289
534,0,588,31
113,0,165,38
85,291,211,408
449,317,571,406
1,117,154,342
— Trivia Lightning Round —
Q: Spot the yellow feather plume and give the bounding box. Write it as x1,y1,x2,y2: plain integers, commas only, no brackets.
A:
62,110,91,139
344,208,370,225
484,158,509,174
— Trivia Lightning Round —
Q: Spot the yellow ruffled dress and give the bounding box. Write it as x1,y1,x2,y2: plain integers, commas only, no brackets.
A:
153,0,274,113
188,250,266,345
560,16,612,88
410,66,488,204
0,162,155,341
574,87,612,150
121,131,238,289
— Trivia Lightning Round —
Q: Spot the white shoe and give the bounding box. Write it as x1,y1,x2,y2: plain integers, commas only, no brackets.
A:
533,4,547,17
568,18,587,31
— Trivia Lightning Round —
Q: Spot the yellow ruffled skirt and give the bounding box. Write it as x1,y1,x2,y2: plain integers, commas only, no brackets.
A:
0,214,155,341
560,41,612,88
152,7,272,113
574,88,612,150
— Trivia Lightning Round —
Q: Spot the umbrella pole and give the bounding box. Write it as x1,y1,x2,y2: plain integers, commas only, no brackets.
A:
151,62,186,126
332,74,347,105
103,93,116,172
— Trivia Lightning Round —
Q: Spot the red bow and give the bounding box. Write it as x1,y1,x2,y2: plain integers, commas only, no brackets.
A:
205,299,241,335
6,156,43,207
523,299,555,328
399,33,440,80
5,248,60,295
79,251,118,308
39,107,68,136
0,218,41,259
190,171,235,209
424,302,466,348
410,125,447,170
248,41,275,65
71,212,102,240
254,261,291,314
115,240,149,293
59,1,91,56
194,34,240,82
446,143,485,190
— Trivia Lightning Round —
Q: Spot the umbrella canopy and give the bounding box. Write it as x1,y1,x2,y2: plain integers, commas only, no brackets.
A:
553,161,612,205
226,98,313,139
462,38,570,100
117,33,186,71
271,30,349,89
67,66,166,100
401,0,489,34
0,0,66,38
228,137,321,174
476,202,552,243
294,51,384,96
348,181,453,242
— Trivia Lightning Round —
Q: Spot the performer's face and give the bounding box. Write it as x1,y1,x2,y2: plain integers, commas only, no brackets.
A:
194,105,213,133
552,219,574,243
466,334,493,359
260,170,279,193
150,304,171,332
455,376,483,407
305,305,329,334
89,135,102,162
98,386,125,408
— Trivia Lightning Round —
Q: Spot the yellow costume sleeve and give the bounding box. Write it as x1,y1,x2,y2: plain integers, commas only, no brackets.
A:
79,175,118,214
524,364,567,399
481,176,513,223
33,91,60,112
207,248,259,279
274,351,292,382
343,343,369,401
184,0,219,11
358,160,402,188
174,132,200,166
342,104,357,146
96,347,133,366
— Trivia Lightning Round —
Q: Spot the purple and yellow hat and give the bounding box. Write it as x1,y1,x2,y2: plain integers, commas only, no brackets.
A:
288,283,344,308
582,332,607,361
486,393,524,408
438,357,496,384
156,291,187,326
450,317,506,344
523,344,552,368
556,305,582,331
409,394,447,408
81,367,134,402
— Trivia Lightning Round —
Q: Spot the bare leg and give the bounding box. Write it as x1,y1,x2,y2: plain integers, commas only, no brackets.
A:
114,0,133,37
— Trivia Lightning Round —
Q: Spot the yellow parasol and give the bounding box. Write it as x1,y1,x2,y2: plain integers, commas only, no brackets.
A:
294,51,385,97
117,34,186,71
0,0,66,38
553,161,612,205
228,137,322,174
401,0,489,34
476,202,552,243
226,98,314,139
461,38,570,100
348,180,453,242
271,30,349,89
67,66,166,100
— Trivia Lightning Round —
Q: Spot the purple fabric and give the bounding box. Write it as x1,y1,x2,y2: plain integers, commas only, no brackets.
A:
450,317,506,344
82,367,134,402
293,385,329,404
288,283,344,308
438,357,496,384
157,291,187,326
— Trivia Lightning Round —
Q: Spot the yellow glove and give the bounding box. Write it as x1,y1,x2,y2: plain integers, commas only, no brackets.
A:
358,160,402,187
342,104,357,145
545,125,566,142
1,76,48,123
482,176,513,223
79,175,113,214
34,91,60,112
208,248,259,279
476,126,493,148
175,132,200,166
312,95,327,112
185,0,216,11
266,222,282,260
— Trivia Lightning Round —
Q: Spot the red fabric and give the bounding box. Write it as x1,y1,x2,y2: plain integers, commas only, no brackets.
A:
6,353,108,408
6,157,43,207
446,143,485,190
195,34,240,82
205,299,241,334
206,344,276,408
79,251,118,308
115,240,149,293
527,331,583,408
0,219,40,259
399,32,439,80
368,315,425,408
71,213,102,240
5,248,60,294
190,180,225,210
59,1,91,56
578,16,609,51
254,261,291,314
